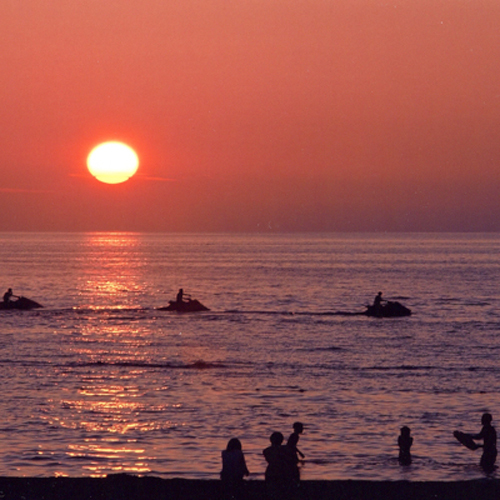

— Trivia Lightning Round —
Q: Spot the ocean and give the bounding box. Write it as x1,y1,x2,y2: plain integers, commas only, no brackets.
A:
0,232,499,482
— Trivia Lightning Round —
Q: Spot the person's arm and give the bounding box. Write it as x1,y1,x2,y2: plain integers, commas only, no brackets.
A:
471,427,485,440
242,454,249,475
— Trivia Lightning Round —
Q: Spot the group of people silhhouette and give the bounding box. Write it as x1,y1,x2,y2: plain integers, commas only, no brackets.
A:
400,413,497,472
396,415,497,472
221,415,496,499
263,422,304,500
392,413,497,473
221,422,304,500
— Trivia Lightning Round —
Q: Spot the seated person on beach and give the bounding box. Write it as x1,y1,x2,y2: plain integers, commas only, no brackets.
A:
398,426,413,465
221,438,249,499
471,413,497,473
287,421,305,463
263,431,299,497
3,288,14,303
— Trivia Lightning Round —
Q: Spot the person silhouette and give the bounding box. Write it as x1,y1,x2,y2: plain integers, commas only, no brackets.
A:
176,288,184,304
471,413,497,473
287,422,305,464
373,291,384,308
263,432,298,500
221,438,249,499
3,288,14,303
398,426,413,466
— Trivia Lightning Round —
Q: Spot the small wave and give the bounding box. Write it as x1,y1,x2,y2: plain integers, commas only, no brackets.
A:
306,458,335,465
464,300,491,307
33,307,370,318
224,309,364,316
225,310,294,315
187,360,225,370
359,365,441,371
65,360,226,370
357,365,500,373
43,307,151,315
305,346,344,352
28,455,58,462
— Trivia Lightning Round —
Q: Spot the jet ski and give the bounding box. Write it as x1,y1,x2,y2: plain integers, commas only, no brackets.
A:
158,299,210,312
364,301,411,318
0,296,43,310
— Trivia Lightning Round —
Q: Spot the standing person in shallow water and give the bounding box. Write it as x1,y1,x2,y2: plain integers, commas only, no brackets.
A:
220,438,249,500
398,426,413,466
471,413,497,473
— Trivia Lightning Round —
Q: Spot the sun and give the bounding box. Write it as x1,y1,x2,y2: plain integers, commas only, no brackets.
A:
87,141,139,184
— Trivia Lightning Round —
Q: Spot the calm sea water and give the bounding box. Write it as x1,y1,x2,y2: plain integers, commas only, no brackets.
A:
0,232,499,482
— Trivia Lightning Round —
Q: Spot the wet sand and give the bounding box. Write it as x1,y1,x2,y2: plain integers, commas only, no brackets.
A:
0,475,499,500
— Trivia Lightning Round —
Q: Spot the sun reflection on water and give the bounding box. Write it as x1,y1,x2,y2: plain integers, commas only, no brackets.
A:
83,232,141,248
68,440,150,477
49,226,178,479
45,371,172,476
74,233,149,310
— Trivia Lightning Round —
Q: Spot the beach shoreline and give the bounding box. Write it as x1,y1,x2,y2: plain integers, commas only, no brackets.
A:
0,475,498,500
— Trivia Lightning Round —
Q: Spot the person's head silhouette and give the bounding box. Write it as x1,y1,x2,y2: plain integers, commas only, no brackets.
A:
482,413,493,426
270,432,284,446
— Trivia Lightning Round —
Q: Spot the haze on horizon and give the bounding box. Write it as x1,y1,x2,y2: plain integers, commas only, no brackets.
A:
1,0,500,232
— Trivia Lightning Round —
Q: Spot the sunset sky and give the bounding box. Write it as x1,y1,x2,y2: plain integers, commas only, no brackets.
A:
1,0,500,232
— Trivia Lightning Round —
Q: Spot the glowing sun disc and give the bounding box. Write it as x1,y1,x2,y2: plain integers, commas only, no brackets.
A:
87,142,139,184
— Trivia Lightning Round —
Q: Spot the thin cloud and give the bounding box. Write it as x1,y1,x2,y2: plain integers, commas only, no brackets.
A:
143,176,177,182
0,187,54,194
69,173,177,182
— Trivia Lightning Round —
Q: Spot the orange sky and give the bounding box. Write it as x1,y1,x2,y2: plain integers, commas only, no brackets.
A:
1,0,500,231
